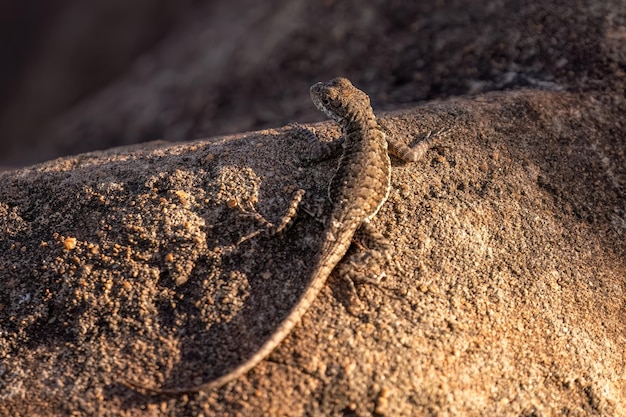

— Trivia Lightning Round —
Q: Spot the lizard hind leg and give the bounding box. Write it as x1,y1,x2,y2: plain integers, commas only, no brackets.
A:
335,221,397,316
338,221,412,312
236,188,305,245
337,220,392,288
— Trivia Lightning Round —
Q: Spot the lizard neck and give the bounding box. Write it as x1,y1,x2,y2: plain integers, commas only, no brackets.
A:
340,106,378,140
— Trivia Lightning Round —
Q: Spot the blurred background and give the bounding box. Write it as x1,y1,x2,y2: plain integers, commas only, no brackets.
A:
0,0,623,168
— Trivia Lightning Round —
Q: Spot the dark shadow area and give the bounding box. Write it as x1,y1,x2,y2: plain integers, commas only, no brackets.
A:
1,0,623,168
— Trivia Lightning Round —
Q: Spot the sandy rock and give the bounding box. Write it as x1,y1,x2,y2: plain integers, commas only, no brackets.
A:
1,89,624,416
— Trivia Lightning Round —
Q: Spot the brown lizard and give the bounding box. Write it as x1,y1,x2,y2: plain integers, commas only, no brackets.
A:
124,77,444,395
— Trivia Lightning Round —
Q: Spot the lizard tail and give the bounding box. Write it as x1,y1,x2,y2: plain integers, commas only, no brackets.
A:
122,230,352,396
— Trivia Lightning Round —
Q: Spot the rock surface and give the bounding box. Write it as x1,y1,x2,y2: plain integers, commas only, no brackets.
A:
1,0,625,416
0,89,624,416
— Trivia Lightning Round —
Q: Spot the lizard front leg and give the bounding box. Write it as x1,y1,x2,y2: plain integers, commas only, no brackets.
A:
382,123,450,163
290,123,344,162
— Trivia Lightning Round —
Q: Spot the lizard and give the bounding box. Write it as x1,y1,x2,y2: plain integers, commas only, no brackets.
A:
123,77,444,395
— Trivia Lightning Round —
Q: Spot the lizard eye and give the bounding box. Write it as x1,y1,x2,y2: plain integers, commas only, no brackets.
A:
322,98,331,106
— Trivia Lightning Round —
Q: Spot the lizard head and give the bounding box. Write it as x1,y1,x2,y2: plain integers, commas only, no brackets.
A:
310,77,371,123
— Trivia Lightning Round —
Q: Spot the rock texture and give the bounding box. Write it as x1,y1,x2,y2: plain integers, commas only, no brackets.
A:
0,0,625,416
0,89,624,416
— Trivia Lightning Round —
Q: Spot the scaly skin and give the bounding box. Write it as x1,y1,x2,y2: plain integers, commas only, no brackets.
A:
124,77,436,395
